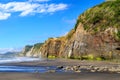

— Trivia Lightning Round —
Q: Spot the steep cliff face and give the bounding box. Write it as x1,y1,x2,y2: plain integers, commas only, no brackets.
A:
61,23,120,59
21,43,43,57
40,38,65,57
21,0,120,59
21,45,33,56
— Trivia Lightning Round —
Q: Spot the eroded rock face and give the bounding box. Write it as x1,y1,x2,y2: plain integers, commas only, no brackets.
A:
21,22,120,58
61,23,88,58
21,43,43,57
39,22,120,59
21,45,33,56
40,38,65,57
62,25,120,58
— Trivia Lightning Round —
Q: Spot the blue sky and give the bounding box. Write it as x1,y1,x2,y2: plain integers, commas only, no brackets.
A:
0,0,105,53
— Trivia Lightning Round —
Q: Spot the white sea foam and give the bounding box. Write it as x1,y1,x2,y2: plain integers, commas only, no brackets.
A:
0,57,41,63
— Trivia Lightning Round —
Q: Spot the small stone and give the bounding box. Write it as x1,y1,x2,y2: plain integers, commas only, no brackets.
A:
75,70,81,73
91,69,96,72
57,66,64,69
117,72,120,74
47,70,56,73
94,67,99,70
65,66,71,71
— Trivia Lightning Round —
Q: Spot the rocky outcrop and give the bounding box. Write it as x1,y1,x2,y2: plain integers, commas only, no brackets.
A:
61,24,120,59
40,37,65,57
40,23,120,59
21,0,120,59
21,43,43,57
21,45,33,56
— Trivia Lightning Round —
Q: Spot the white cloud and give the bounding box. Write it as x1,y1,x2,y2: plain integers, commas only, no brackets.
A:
29,0,50,2
0,48,22,54
0,1,68,20
0,12,11,20
47,4,67,12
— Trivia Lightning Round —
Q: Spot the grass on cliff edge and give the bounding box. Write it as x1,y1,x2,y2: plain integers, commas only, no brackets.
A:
47,55,120,63
74,0,120,40
48,55,56,59
68,54,120,63
68,54,106,61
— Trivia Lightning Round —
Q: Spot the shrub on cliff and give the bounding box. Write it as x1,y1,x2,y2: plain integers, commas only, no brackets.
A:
74,0,120,38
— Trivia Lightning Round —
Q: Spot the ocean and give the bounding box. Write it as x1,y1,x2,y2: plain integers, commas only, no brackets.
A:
0,57,62,73
0,57,41,64
0,57,45,73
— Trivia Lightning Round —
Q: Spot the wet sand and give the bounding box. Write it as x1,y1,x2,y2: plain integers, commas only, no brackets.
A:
0,59,120,80
0,72,119,80
3,59,120,67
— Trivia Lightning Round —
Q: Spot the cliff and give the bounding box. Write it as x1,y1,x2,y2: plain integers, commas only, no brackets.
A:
60,0,120,59
21,43,43,57
21,0,120,60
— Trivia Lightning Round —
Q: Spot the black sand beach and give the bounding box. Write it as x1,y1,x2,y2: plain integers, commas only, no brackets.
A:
0,72,119,80
0,59,120,80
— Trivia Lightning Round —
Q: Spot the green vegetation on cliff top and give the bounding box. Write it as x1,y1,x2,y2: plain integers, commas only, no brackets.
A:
74,0,120,39
22,45,33,56
33,43,44,49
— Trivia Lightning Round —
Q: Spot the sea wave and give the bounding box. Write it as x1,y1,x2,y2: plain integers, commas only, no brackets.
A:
0,57,41,64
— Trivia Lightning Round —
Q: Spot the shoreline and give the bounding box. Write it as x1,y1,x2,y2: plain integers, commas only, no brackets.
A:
2,58,120,69
0,59,120,80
